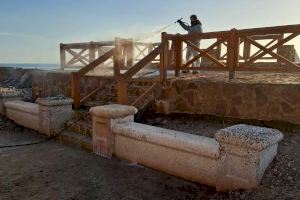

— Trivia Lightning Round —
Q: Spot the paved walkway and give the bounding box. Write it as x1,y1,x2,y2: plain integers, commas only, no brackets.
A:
0,129,211,200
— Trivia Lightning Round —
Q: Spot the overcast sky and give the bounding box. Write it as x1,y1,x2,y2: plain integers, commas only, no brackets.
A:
0,0,299,63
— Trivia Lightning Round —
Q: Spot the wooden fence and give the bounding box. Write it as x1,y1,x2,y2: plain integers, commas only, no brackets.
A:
70,37,161,109
70,24,300,109
60,40,160,69
161,24,300,80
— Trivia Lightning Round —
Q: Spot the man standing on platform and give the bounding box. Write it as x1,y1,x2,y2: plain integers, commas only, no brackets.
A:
177,15,203,72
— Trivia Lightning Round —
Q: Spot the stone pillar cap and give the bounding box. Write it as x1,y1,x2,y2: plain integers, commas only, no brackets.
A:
215,124,283,150
36,97,73,106
89,104,137,119
0,90,22,98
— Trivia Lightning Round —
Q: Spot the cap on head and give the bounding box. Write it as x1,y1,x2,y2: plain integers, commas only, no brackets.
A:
190,15,198,20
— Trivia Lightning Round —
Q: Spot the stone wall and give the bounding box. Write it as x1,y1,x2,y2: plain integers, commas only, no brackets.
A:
156,79,300,125
0,67,34,83
32,71,116,103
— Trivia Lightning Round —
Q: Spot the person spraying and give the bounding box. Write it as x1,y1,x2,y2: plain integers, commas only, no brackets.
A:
177,15,203,71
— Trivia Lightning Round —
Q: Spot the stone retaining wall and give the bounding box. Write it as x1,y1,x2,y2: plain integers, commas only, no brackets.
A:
156,79,300,125
32,71,116,103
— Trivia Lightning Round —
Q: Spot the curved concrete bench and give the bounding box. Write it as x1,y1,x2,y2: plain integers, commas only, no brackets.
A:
5,101,39,131
114,122,219,159
0,90,22,115
3,98,73,136
113,122,220,186
90,104,284,191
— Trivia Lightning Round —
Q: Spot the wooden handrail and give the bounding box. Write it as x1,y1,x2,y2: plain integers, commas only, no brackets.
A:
179,31,230,41
61,41,115,49
124,44,162,78
71,48,115,109
130,82,157,107
238,24,300,35
77,48,115,76
80,81,108,104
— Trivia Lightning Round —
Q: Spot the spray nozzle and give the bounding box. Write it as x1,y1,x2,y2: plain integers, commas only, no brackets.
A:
175,18,183,23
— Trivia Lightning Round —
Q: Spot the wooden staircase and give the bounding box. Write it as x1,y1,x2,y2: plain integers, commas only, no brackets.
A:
59,79,158,149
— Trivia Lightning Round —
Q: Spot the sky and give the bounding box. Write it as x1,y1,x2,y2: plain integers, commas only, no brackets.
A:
0,0,299,64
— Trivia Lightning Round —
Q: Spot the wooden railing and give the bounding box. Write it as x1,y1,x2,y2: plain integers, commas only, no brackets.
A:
115,42,162,105
71,48,115,109
160,24,300,80
133,42,161,62
70,24,300,109
60,41,115,69
60,40,160,69
70,37,161,109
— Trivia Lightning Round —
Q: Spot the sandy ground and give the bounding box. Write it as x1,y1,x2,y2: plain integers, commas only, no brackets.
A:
1,115,299,200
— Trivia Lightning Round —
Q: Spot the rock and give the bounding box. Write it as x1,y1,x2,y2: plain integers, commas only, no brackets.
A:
161,119,168,125
287,176,293,181
17,72,32,88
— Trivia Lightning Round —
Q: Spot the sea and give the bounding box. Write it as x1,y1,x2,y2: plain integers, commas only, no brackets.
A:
0,63,60,71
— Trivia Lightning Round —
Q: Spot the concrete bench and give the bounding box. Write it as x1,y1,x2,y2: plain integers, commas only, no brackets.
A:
113,122,219,186
90,104,284,191
0,90,22,115
1,95,73,136
5,101,39,131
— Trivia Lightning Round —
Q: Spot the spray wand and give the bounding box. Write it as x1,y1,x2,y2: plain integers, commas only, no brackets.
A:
175,18,183,23
134,17,183,42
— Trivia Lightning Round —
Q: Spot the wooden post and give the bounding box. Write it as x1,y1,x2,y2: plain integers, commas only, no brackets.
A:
126,39,134,67
277,34,284,63
243,40,251,62
113,38,122,78
160,32,169,84
89,41,96,63
117,75,128,105
60,43,66,70
175,34,182,77
114,38,128,104
227,29,239,80
148,45,154,54
71,72,80,109
216,42,222,60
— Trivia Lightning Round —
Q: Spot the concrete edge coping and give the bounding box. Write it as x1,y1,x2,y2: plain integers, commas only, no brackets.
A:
0,90,22,98
36,97,73,106
215,124,284,150
113,122,220,159
90,104,138,119
4,100,39,114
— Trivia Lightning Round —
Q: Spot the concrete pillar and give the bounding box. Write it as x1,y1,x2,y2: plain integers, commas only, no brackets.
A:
0,90,22,116
215,124,283,191
89,104,137,158
36,97,73,136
